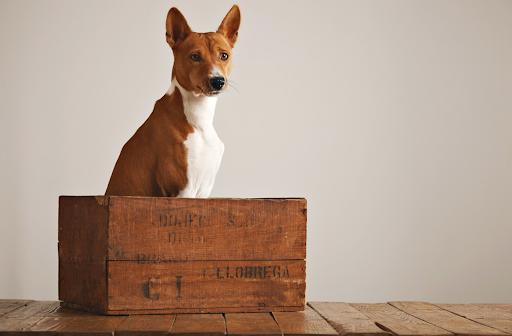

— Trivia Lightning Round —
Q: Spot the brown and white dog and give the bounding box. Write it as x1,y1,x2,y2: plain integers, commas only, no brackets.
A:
105,5,241,197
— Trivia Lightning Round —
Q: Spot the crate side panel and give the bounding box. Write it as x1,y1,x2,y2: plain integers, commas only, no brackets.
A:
58,196,109,310
107,260,306,311
108,197,307,261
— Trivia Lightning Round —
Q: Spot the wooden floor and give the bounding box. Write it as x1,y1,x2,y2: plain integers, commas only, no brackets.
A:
0,300,511,335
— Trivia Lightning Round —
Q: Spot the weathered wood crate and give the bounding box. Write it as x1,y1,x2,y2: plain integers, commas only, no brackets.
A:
58,196,307,315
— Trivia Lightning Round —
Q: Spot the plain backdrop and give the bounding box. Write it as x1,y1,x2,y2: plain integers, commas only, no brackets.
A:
1,0,511,303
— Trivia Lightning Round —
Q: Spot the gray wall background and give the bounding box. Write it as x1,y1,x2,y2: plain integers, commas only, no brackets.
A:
1,0,511,302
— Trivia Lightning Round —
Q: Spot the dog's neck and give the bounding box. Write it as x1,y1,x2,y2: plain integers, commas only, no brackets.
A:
167,77,218,131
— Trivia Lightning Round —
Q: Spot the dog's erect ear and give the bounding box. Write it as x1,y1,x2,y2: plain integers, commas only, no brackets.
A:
217,5,241,47
166,8,192,49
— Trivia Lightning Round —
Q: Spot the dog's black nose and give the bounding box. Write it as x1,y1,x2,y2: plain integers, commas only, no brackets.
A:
210,77,225,91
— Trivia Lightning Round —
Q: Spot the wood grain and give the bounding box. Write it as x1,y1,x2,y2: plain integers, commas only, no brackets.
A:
170,314,225,336
0,302,76,335
57,316,127,336
435,304,512,334
0,300,33,317
107,260,305,312
435,304,512,320
1,300,512,335
350,303,452,336
59,302,303,315
39,306,97,318
273,305,338,336
0,316,76,336
116,315,177,336
1,302,62,319
225,313,281,336
0,300,95,319
107,197,307,261
389,302,506,336
308,302,390,336
59,196,109,311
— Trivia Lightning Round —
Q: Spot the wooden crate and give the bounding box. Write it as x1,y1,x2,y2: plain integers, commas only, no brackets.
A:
58,196,307,315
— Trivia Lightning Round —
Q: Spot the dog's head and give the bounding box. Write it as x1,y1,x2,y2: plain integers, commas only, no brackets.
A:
166,5,241,97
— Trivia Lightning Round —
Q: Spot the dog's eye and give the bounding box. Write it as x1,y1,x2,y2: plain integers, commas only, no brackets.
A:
190,54,201,62
220,52,229,60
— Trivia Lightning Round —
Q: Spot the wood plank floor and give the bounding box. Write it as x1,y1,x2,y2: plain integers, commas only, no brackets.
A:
0,300,511,335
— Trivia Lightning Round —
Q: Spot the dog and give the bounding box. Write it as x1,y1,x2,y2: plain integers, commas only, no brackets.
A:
105,5,241,197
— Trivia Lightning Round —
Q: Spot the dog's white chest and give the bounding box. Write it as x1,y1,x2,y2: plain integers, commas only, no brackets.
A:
180,126,224,198
171,81,224,198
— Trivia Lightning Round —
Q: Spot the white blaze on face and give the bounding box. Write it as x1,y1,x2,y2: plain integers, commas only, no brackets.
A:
210,65,224,79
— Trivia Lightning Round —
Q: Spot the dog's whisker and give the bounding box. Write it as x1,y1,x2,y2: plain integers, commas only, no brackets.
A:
227,81,239,90
228,83,242,96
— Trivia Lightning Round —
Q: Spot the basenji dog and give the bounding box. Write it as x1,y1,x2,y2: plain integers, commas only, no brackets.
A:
105,5,241,197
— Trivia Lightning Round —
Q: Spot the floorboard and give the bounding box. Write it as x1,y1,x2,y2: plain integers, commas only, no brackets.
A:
389,301,508,336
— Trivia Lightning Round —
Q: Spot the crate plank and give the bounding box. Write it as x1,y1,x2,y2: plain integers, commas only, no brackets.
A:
308,302,390,336
225,313,281,336
107,197,307,261
0,300,33,317
389,302,506,336
107,260,305,312
115,315,177,336
273,305,338,336
59,196,109,311
435,304,512,334
350,303,452,336
57,316,126,336
170,314,225,336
